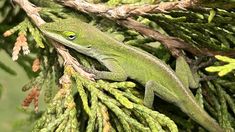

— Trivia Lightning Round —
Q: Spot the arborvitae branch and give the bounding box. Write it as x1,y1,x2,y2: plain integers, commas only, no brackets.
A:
3,0,235,131
206,55,235,76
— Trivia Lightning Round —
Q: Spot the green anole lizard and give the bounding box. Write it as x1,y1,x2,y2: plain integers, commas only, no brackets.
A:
40,18,223,132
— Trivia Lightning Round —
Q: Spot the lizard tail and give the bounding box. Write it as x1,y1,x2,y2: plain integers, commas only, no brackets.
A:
178,99,223,132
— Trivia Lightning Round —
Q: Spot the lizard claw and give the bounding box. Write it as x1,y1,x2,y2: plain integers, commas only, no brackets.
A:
86,73,96,81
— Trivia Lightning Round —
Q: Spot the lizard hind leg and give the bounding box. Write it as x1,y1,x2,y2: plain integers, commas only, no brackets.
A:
175,56,199,89
143,80,179,108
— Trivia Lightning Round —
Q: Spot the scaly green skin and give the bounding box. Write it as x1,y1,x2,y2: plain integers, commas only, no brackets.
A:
40,18,223,132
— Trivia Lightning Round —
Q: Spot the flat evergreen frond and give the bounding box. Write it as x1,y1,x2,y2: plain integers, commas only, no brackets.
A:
206,55,235,76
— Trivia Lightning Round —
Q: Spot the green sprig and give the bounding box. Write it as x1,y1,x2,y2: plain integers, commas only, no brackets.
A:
206,55,235,76
66,65,177,132
4,18,45,48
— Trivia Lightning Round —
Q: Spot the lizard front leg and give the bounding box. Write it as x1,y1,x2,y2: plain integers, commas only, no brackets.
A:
82,60,128,81
86,69,128,81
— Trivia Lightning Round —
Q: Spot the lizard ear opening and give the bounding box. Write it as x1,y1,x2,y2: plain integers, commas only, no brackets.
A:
62,31,76,40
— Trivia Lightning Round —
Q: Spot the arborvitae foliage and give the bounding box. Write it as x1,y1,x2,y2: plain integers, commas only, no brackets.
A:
1,0,235,131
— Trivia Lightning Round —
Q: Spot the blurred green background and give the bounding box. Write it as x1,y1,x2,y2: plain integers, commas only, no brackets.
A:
0,50,29,132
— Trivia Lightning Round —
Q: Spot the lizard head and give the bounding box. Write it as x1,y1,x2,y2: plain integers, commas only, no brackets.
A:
40,18,98,54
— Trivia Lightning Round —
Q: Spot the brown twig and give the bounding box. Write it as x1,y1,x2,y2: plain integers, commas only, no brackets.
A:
118,18,235,57
13,0,45,26
117,18,203,57
52,40,95,80
57,0,198,19
13,0,94,80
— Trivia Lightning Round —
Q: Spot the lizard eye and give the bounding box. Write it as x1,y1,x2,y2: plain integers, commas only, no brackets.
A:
63,31,76,40
68,35,76,40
